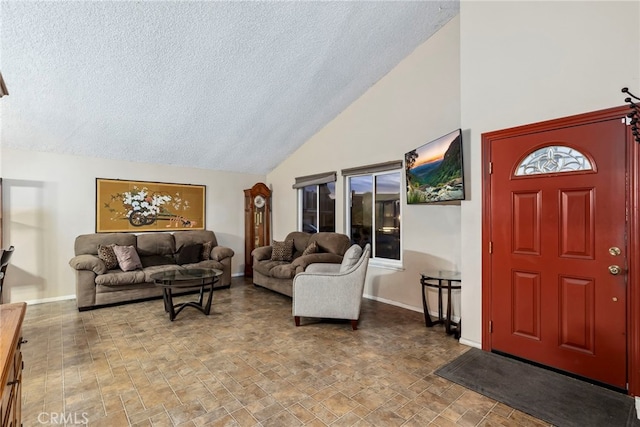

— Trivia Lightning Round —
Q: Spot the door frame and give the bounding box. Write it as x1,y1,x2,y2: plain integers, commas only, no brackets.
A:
481,105,640,395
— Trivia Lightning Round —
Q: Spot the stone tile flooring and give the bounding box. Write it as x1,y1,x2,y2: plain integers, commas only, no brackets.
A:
20,278,551,426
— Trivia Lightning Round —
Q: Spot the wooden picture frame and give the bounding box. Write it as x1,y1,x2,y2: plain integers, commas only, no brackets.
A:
96,178,205,233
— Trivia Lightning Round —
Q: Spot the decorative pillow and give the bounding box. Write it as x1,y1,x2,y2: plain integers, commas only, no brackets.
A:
339,244,363,273
176,243,203,265
201,241,213,261
301,241,318,256
97,244,118,270
271,239,294,262
112,245,143,272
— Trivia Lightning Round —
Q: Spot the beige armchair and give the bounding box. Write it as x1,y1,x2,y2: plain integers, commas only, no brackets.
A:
292,243,371,330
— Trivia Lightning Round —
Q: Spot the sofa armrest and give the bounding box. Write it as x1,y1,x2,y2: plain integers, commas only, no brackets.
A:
252,246,272,262
69,254,106,275
211,246,234,261
291,253,343,270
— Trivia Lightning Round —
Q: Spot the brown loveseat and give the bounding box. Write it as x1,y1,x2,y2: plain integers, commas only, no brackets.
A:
69,230,234,310
251,231,350,297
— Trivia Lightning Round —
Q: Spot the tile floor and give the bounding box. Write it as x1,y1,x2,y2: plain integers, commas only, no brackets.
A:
20,277,552,426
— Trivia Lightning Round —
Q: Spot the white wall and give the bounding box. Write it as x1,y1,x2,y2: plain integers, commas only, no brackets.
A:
459,1,640,346
268,16,462,312
1,148,263,303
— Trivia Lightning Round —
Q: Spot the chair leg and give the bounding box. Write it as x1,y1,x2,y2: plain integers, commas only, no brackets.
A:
294,316,300,327
351,320,358,330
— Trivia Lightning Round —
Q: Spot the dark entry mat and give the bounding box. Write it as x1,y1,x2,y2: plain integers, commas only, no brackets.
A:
435,348,639,427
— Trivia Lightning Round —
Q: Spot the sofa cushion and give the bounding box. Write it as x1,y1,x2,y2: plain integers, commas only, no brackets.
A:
74,232,136,256
97,244,118,270
271,240,294,261
136,233,175,257
270,263,297,279
301,241,318,256
174,230,217,251
310,232,350,256
95,270,146,286
253,259,289,277
252,259,296,280
340,244,363,273
142,264,184,282
140,255,176,268
176,243,203,264
285,231,312,258
113,245,143,271
182,259,225,271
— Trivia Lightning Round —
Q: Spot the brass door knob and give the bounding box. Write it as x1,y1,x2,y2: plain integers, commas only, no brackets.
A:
609,265,621,275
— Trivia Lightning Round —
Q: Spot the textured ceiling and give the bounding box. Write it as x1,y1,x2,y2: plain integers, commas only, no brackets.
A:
0,1,459,174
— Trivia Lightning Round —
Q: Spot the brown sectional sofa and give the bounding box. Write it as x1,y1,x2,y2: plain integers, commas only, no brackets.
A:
69,230,234,310
251,231,350,297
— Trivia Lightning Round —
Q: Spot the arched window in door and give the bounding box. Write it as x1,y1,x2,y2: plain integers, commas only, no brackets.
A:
515,145,594,176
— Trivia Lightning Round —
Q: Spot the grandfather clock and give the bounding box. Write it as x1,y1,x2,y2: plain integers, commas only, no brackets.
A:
244,183,271,277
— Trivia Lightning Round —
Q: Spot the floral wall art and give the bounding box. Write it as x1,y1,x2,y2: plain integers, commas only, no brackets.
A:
96,178,205,232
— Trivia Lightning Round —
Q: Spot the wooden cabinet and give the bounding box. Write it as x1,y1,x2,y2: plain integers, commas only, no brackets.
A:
244,183,271,277
1,303,26,427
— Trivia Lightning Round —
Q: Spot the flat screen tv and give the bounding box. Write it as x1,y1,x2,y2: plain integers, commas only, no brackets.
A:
405,129,465,204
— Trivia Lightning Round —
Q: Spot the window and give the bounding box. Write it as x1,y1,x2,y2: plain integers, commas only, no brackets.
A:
299,183,335,233
293,172,336,233
515,146,593,176
343,161,402,264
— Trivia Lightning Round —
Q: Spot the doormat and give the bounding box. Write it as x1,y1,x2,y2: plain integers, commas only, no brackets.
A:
435,348,639,427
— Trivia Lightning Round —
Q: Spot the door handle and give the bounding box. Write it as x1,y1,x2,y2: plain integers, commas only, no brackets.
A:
608,265,621,275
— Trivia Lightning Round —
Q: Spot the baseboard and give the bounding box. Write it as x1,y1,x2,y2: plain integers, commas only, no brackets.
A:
459,337,481,348
23,294,76,305
363,293,422,313
363,293,461,323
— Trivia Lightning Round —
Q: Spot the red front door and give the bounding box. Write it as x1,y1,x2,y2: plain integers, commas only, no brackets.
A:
487,115,628,389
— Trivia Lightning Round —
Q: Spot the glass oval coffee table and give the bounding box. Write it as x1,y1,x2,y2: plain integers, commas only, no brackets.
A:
150,268,222,321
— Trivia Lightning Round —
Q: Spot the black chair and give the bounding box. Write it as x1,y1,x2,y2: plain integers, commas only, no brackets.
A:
0,245,15,304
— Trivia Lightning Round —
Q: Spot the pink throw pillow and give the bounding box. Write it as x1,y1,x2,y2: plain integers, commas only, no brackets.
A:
112,245,143,271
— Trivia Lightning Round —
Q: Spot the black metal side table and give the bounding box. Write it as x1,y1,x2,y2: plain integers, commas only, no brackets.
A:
420,269,461,338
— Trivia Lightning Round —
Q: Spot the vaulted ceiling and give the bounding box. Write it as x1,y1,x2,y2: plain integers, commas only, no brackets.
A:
1,1,459,174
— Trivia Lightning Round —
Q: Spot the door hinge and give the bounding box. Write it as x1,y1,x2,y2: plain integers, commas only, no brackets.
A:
489,321,493,333
489,241,493,254
488,162,493,174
